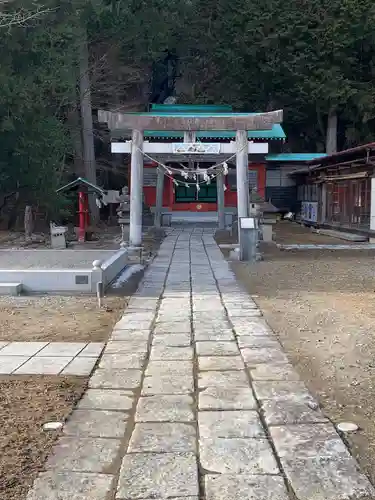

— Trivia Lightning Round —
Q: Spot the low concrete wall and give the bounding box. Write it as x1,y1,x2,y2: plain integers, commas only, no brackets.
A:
0,269,93,293
101,249,129,288
0,248,129,294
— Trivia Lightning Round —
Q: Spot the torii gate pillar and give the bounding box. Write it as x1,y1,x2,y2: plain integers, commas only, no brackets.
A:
129,129,144,247
236,130,249,219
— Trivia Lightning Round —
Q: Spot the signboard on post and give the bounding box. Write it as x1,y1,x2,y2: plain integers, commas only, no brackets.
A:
239,217,259,261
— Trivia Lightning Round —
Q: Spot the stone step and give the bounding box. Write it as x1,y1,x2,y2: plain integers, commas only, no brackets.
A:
316,228,368,242
0,282,22,296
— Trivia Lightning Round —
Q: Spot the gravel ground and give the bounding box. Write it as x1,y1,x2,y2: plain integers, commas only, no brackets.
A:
219,222,375,484
0,376,87,500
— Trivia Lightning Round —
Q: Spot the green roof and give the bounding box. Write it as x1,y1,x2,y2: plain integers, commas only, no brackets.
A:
143,125,285,140
150,104,233,113
266,153,326,162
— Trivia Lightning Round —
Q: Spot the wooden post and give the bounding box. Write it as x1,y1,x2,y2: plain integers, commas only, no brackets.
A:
217,171,225,229
129,129,144,247
154,167,164,227
236,130,249,219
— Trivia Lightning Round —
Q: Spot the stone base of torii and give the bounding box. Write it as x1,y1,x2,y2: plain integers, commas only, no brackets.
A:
98,110,283,248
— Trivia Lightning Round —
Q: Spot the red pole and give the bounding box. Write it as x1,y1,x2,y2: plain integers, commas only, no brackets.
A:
85,192,90,227
78,191,85,242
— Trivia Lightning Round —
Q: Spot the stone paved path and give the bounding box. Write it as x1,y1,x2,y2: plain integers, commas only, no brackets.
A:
0,342,104,375
26,230,375,500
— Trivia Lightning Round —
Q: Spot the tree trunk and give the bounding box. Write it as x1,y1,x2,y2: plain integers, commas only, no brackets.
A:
79,26,99,223
24,205,33,241
326,107,338,155
67,107,84,176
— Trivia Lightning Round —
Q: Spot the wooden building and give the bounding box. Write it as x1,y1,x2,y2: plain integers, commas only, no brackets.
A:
290,143,375,234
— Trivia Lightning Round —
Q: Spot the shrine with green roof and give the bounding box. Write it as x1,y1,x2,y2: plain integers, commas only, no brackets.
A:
100,103,324,234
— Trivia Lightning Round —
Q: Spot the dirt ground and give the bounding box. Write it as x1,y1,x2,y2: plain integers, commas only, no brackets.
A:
219,222,375,484
0,376,87,500
0,295,126,342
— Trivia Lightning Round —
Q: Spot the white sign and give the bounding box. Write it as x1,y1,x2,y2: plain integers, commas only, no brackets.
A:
301,201,318,223
240,217,256,229
172,143,221,154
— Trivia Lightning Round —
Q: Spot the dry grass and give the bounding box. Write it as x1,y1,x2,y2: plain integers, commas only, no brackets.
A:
0,376,87,500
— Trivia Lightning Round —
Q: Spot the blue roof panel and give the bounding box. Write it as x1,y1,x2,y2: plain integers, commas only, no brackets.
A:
266,153,326,162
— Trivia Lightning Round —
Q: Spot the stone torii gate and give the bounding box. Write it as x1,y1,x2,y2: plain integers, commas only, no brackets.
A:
98,110,283,247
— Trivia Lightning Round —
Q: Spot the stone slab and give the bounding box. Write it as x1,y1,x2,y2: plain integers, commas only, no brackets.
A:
249,363,300,381
0,341,9,351
64,409,128,438
227,310,262,318
114,320,153,331
46,437,121,472
194,330,235,341
152,333,191,347
205,474,289,500
110,330,150,341
262,399,328,426
237,335,279,348
26,471,114,500
128,422,196,453
61,357,97,376
199,370,249,388
199,356,244,371
150,345,193,360
242,347,289,365
142,375,194,395
199,386,257,410
146,360,193,376
0,341,48,356
232,320,272,336
270,424,375,500
77,389,134,411
154,322,191,334
15,356,72,375
120,312,155,322
253,381,314,402
0,355,30,374
89,369,142,389
117,452,199,499
136,395,194,422
78,342,105,357
105,341,149,354
196,341,239,356
199,411,264,439
200,437,279,474
37,343,86,357
99,353,146,370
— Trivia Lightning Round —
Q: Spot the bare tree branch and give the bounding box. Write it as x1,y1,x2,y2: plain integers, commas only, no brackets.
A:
0,1,52,29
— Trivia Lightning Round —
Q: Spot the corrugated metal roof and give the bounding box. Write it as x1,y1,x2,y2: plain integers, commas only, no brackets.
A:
266,153,326,162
